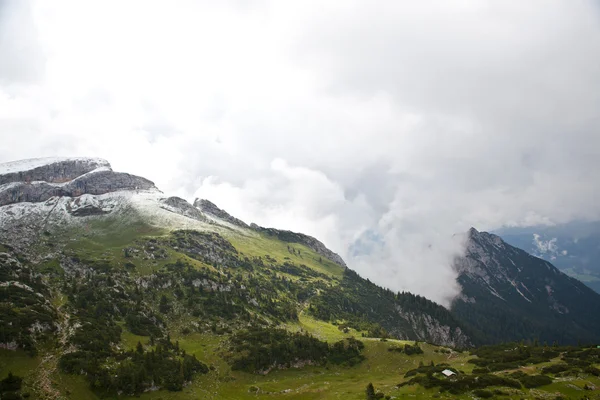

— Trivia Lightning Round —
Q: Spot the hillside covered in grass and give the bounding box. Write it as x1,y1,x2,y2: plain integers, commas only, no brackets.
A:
3,223,599,399
0,212,469,399
2,157,599,399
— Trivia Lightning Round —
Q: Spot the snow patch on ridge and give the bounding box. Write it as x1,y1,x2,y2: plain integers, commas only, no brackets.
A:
0,157,109,174
200,212,248,233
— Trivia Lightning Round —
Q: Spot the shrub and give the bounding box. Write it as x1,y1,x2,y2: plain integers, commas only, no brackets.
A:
518,374,552,388
472,389,494,398
388,343,423,355
399,372,521,394
125,313,162,337
542,363,570,374
0,372,23,392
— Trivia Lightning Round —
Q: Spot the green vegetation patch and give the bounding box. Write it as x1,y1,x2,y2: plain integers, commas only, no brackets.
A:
60,337,208,395
469,342,560,372
227,327,365,373
509,371,553,388
388,343,424,355
0,372,24,400
400,369,522,395
0,253,57,355
227,230,345,278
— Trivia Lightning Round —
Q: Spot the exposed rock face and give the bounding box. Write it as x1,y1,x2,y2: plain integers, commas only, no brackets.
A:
0,158,156,206
0,157,109,185
395,307,470,348
250,224,347,268
161,197,207,223
194,199,249,228
68,204,111,217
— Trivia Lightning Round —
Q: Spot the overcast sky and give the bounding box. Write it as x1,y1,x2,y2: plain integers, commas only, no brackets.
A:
1,0,599,305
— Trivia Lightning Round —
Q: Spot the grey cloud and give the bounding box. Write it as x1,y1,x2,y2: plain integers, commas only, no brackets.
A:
0,0,44,84
1,1,599,306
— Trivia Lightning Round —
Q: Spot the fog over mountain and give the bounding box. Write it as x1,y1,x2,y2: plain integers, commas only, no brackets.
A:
1,0,599,305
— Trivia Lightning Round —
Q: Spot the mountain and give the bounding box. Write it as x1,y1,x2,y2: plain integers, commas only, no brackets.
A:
452,228,600,345
495,221,600,293
0,157,471,398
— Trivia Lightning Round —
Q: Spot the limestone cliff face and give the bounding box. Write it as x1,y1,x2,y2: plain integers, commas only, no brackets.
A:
0,158,156,206
394,306,471,348
0,158,109,185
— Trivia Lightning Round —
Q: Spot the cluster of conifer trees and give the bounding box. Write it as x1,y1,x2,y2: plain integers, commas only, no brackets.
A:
60,336,208,395
228,327,365,372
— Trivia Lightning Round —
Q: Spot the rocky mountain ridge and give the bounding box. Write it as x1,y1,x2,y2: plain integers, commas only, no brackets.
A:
0,157,109,184
452,227,600,344
0,157,467,349
0,157,156,207
193,198,249,228
2,158,597,347
2,157,600,399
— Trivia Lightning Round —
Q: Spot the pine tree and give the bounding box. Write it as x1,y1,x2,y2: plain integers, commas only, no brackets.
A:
366,382,376,400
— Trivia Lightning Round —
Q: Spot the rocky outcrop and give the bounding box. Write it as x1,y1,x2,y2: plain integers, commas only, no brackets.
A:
194,199,249,228
250,224,347,268
0,157,109,185
0,158,156,206
160,197,207,222
395,306,471,348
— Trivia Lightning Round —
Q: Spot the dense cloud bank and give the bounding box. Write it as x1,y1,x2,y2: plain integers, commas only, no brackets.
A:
1,0,599,305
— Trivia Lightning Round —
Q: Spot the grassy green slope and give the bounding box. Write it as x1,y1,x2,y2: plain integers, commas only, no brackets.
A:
2,223,600,399
5,338,597,400
226,230,345,279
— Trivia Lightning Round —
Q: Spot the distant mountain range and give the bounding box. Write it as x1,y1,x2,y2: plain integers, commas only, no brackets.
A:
495,221,600,293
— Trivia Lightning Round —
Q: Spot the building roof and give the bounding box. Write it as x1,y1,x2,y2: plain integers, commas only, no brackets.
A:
441,369,456,377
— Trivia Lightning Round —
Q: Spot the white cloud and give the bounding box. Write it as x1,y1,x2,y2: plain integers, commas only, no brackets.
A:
1,0,600,305
533,234,559,255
